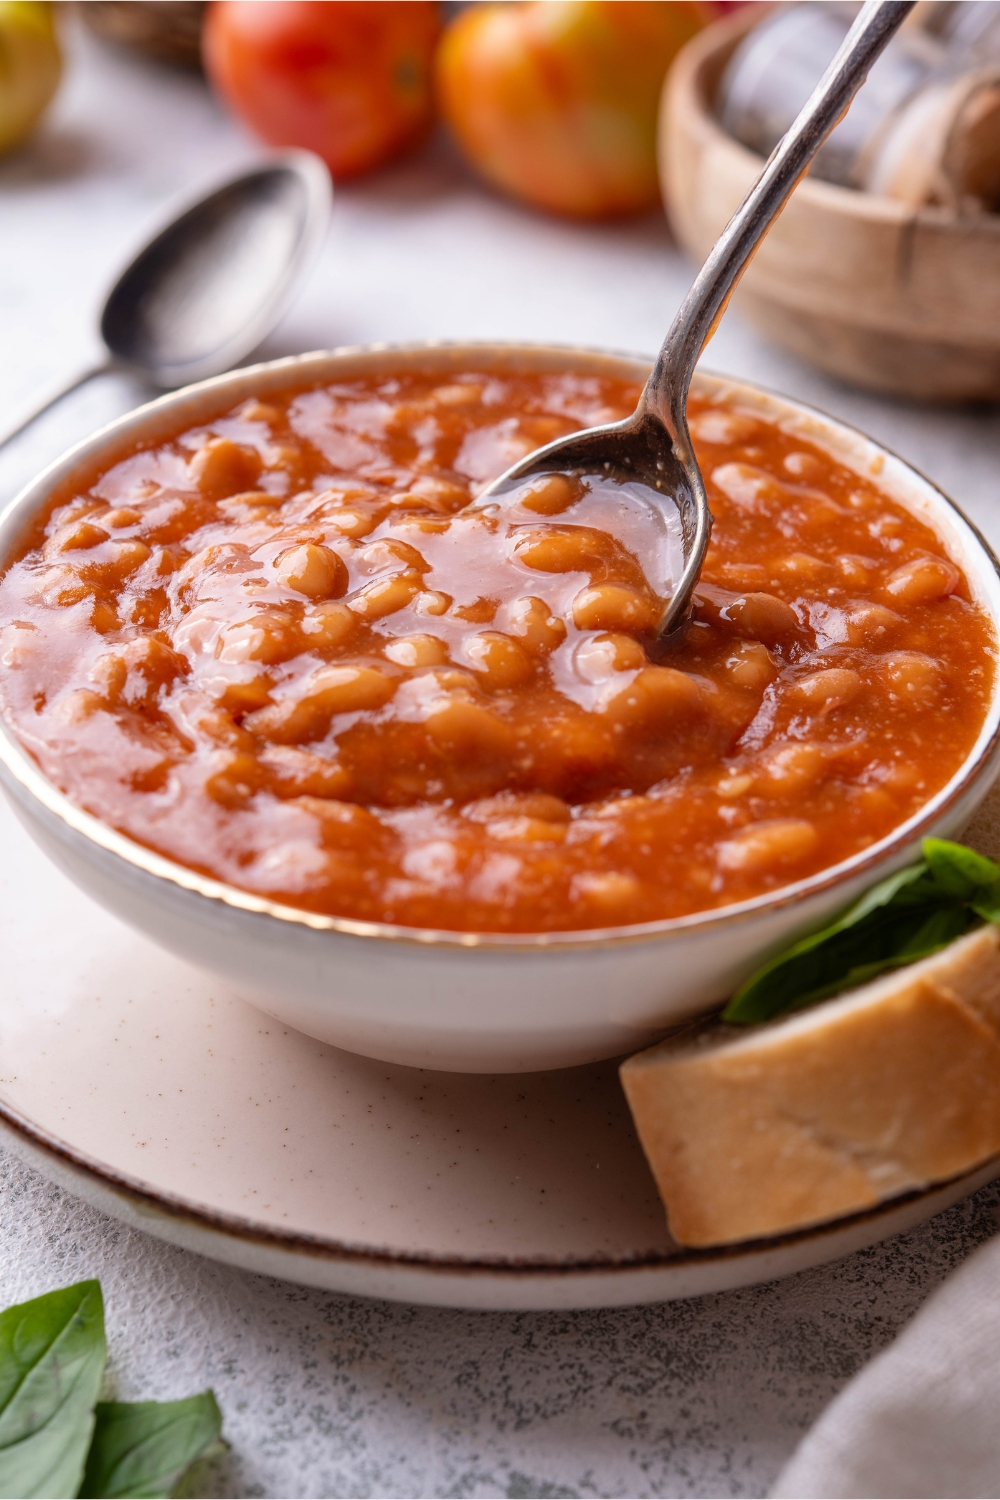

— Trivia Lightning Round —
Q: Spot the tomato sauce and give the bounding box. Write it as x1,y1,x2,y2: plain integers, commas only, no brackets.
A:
0,366,994,931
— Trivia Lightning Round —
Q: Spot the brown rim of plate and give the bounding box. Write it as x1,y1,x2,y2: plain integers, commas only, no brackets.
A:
2,1089,997,1276
1,344,999,952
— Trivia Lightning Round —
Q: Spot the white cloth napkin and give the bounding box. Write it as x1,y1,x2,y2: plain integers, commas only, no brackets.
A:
772,1230,1000,1497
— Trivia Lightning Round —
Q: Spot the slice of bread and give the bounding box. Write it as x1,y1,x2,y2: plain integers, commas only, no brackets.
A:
620,924,1000,1247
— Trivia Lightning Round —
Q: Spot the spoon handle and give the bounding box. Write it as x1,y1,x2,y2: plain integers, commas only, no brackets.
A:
644,0,916,447
0,358,112,452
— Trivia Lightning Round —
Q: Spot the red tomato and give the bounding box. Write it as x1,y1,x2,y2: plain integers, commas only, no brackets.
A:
436,1,709,219
203,1,441,180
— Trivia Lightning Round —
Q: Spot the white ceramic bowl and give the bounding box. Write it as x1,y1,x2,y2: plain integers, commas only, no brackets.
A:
2,343,999,1073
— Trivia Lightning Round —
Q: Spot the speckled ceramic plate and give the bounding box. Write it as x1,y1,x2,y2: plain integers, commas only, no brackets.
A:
2,794,998,1310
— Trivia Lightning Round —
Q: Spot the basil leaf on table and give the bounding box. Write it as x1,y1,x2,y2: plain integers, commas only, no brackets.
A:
79,1393,224,1500
0,1280,106,1500
723,838,1000,1025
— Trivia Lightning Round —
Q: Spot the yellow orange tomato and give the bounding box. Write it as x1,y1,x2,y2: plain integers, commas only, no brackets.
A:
436,1,708,218
0,2,61,155
203,1,441,181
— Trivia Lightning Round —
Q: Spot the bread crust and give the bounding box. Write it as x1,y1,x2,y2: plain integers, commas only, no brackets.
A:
620,925,1000,1247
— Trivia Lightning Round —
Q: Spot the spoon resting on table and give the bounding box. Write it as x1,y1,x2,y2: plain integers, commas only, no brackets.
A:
474,0,916,640
0,150,331,451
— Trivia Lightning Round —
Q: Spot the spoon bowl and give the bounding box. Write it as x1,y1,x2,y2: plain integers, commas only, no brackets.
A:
101,151,332,388
474,408,705,640
0,151,331,447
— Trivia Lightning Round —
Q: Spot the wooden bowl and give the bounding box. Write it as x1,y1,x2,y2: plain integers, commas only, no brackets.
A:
659,8,1000,402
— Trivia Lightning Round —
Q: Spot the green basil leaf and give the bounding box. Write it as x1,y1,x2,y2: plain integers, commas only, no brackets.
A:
0,1280,106,1500
898,902,975,955
79,1392,223,1500
797,929,966,1006
829,860,934,924
789,907,974,1012
723,837,1000,1025
923,837,1000,899
722,858,930,1025
723,900,971,1024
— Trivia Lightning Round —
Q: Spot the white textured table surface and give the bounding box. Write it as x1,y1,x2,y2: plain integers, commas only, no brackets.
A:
5,20,1000,1499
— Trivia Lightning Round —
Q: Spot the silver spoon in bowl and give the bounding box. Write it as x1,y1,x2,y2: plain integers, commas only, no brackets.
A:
474,0,915,639
0,150,331,450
